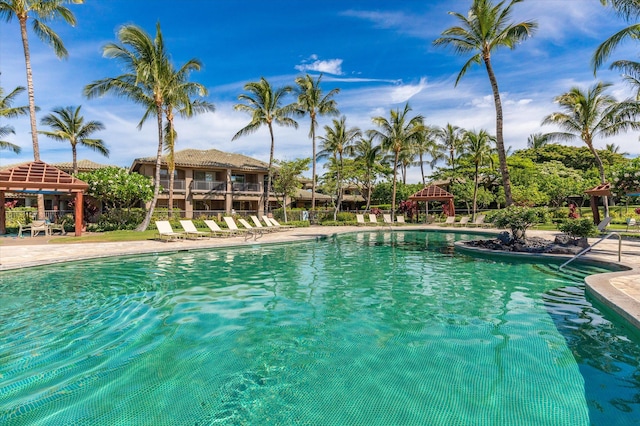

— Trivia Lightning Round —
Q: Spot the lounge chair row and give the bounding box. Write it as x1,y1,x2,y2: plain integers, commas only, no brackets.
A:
155,216,293,242
440,214,490,228
356,213,406,226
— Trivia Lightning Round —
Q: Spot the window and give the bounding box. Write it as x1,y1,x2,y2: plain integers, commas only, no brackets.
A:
194,171,216,182
231,174,245,183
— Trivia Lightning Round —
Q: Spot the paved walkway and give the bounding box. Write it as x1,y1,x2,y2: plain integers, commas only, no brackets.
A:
1,225,638,328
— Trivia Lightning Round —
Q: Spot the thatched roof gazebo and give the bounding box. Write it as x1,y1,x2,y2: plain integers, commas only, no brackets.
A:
408,184,455,219
0,161,88,236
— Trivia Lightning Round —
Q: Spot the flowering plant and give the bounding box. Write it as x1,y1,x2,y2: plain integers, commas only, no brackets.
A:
611,158,640,197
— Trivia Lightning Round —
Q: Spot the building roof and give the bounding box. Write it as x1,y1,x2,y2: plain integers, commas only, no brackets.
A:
408,184,454,201
584,182,612,197
53,160,112,173
0,161,89,193
292,188,333,201
131,148,271,172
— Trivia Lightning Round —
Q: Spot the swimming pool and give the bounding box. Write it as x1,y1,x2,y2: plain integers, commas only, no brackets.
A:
0,231,638,425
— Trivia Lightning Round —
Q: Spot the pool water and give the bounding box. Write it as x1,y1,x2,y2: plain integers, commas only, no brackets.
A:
0,231,639,425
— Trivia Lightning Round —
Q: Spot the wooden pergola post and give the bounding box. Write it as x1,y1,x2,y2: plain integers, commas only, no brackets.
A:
0,191,5,235
74,191,83,236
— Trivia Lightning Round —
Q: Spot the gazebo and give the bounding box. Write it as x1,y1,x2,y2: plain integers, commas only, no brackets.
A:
584,183,611,225
408,184,455,220
0,161,88,236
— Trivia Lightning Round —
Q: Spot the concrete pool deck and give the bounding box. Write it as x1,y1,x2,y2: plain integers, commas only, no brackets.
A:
1,224,639,329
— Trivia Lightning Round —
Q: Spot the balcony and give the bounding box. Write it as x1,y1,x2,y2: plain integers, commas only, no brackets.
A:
232,182,262,192
159,179,186,191
191,180,226,192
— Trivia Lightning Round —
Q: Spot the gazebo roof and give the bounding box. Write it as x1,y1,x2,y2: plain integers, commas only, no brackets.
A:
584,182,612,197
0,161,89,193
408,184,454,201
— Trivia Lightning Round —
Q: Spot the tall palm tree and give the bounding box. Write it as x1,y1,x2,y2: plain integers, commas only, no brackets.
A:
435,123,464,173
0,85,30,154
1,0,83,218
39,106,108,174
369,103,424,219
605,142,628,155
85,23,172,231
233,77,298,213
460,129,495,219
592,0,640,74
434,0,537,207
294,74,340,209
317,116,362,220
161,62,214,218
352,136,383,212
542,81,640,216
412,125,439,185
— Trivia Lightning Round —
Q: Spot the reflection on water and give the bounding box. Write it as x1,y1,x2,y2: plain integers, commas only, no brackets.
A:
0,231,638,425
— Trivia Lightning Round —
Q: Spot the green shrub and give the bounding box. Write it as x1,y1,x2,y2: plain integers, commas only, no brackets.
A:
558,219,598,238
336,212,355,222
492,206,550,241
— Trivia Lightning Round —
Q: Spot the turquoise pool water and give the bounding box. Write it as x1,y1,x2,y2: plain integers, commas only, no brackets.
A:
0,231,638,425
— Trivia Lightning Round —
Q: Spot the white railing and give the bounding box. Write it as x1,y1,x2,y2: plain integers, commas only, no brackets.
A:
559,232,622,269
191,180,226,192
159,179,186,191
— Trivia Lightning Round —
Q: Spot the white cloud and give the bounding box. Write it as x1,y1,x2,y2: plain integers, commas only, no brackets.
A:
389,77,428,104
295,56,344,75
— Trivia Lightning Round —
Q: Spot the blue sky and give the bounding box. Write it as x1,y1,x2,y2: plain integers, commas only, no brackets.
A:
1,0,638,182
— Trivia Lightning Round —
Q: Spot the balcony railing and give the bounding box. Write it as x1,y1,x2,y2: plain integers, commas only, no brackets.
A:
232,182,261,192
159,179,186,191
191,180,226,192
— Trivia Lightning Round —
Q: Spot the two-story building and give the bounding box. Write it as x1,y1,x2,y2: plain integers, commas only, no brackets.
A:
130,148,277,218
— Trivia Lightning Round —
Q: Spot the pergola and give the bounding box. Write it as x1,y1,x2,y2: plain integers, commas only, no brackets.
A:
0,161,88,236
408,184,455,219
584,183,611,225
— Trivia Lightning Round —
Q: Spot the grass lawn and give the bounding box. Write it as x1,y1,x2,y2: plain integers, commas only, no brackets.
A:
48,230,159,244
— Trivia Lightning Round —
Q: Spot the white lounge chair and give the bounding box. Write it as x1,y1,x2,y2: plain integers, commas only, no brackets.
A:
179,220,209,239
238,218,264,239
440,216,455,226
266,217,294,230
396,215,406,224
454,216,470,227
204,220,236,237
368,214,381,225
383,214,393,225
467,215,486,228
626,218,639,232
356,214,367,226
155,221,184,241
597,217,612,232
251,215,275,232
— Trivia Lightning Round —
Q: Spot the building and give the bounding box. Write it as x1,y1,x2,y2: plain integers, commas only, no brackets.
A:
130,148,277,218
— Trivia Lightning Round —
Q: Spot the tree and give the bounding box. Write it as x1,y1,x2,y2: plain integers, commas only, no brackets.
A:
460,129,495,219
412,125,439,185
85,23,172,231
318,116,361,220
351,136,385,211
39,106,108,174
369,103,423,219
161,61,214,218
1,0,84,218
294,74,340,209
592,0,640,74
542,82,640,216
527,132,549,150
0,85,30,153
435,123,464,173
434,0,537,207
272,158,310,222
233,77,298,213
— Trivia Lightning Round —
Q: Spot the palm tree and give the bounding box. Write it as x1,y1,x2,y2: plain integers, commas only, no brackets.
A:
369,103,424,219
412,125,439,185
317,116,362,220
460,129,495,219
233,77,298,213
294,74,340,210
39,106,108,174
592,0,640,74
1,0,83,218
0,85,30,154
352,136,383,212
526,132,550,150
434,0,537,207
85,23,172,231
435,123,464,173
605,142,628,156
542,82,640,216
161,62,215,218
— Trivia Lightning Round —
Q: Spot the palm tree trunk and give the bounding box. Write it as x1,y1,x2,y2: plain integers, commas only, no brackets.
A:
167,114,176,219
391,151,399,221
472,164,479,220
19,15,45,220
266,123,275,214
137,104,163,231
311,117,316,210
420,153,426,185
483,55,513,207
72,145,78,175
365,171,372,212
334,154,342,221
587,139,610,217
